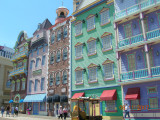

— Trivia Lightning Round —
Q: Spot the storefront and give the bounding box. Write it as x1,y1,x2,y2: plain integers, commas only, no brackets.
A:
72,86,123,120
23,94,47,115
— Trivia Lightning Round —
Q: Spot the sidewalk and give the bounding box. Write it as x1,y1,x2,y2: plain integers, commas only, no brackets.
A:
0,113,71,120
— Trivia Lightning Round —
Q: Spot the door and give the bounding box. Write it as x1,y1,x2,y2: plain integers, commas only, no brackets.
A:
33,103,39,115
55,103,60,116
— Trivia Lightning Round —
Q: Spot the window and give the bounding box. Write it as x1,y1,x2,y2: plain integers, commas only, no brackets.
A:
75,22,82,36
41,78,45,91
87,16,95,31
29,81,32,92
101,9,110,25
103,63,113,79
56,72,60,85
124,24,132,38
18,62,23,68
50,53,54,64
144,19,148,32
63,48,68,60
131,100,139,110
149,50,153,67
37,34,39,38
127,54,136,71
88,41,96,55
75,45,83,59
102,35,112,50
37,49,39,55
149,98,158,109
76,70,83,84
63,26,68,38
16,82,20,91
35,58,40,67
57,30,61,41
49,74,53,86
20,37,23,41
106,100,116,111
56,50,61,62
43,46,45,52
88,67,97,82
40,102,45,111
148,87,157,93
42,55,46,65
51,33,55,44
34,79,38,91
21,81,25,90
12,83,15,91
19,47,24,52
6,80,11,88
30,60,34,70
63,71,67,84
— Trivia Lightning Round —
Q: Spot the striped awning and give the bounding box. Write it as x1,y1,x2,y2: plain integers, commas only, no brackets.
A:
23,94,46,102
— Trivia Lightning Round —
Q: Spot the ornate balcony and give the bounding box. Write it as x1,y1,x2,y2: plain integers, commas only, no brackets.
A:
120,68,148,81
118,33,144,48
114,0,160,21
151,66,160,77
11,50,28,62
9,66,26,77
146,28,160,41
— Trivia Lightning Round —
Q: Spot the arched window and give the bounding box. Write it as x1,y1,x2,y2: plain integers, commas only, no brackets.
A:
63,26,68,38
56,72,60,85
57,30,61,41
50,53,54,64
56,50,61,62
49,74,54,86
63,71,67,84
51,33,55,44
63,48,68,60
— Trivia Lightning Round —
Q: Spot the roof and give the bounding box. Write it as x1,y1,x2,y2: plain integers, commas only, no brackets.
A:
33,19,52,35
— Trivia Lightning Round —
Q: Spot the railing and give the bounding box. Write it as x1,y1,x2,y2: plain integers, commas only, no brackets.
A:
151,66,160,76
115,0,160,20
121,68,148,81
11,50,28,61
118,34,144,48
9,67,26,76
146,28,160,40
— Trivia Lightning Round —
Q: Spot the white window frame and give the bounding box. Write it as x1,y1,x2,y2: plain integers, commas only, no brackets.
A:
131,100,139,110
87,16,95,31
75,22,82,36
88,41,96,55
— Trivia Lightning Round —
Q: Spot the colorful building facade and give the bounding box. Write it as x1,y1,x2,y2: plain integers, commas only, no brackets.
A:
9,31,30,113
23,19,52,115
71,0,123,119
47,6,72,116
114,0,160,119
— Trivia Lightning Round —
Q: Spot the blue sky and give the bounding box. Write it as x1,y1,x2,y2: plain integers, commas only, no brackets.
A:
0,0,73,49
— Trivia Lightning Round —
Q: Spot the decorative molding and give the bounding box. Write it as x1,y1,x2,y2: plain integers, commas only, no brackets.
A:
86,14,95,20
102,58,114,65
75,67,84,71
75,42,83,47
88,63,98,68
87,37,97,43
101,32,112,38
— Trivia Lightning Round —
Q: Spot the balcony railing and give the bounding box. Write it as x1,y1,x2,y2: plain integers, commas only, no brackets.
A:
118,33,144,48
146,28,160,40
115,0,160,20
9,67,26,76
121,68,148,81
11,50,28,61
151,66,160,76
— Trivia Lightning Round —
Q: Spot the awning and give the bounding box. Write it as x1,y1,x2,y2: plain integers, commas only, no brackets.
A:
47,96,52,103
125,87,140,100
23,94,46,102
9,100,13,103
60,95,68,102
19,99,24,103
100,89,117,101
52,95,60,103
72,92,84,99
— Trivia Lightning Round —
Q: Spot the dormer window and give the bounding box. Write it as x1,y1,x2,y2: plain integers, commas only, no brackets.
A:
37,23,41,30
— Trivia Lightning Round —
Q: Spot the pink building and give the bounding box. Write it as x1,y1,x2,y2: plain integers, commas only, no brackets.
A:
23,19,52,115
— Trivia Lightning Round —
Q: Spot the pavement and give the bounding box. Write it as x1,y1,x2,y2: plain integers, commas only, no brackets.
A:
0,113,71,120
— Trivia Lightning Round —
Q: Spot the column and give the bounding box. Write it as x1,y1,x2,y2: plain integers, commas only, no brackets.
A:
140,12,152,77
116,52,121,82
114,22,119,49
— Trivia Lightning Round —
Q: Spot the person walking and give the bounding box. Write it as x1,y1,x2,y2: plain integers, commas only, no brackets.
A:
1,105,4,117
58,106,63,120
6,105,10,117
15,106,18,116
11,106,14,117
63,106,68,120
124,103,130,119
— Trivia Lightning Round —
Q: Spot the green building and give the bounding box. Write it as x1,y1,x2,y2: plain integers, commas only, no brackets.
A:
71,0,123,119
